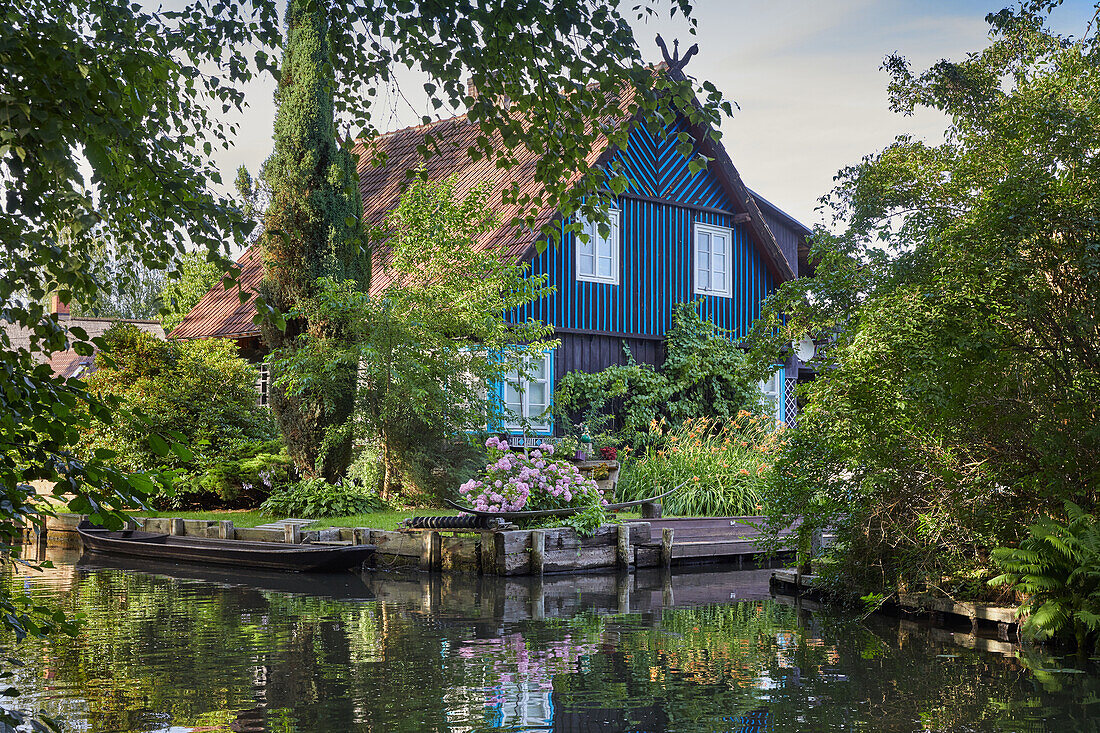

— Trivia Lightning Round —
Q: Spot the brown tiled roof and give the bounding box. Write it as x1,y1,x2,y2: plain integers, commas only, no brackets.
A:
170,245,264,339
172,113,607,340
171,96,796,341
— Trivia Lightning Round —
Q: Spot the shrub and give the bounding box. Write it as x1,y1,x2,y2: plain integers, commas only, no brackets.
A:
260,477,387,518
553,303,765,449
79,323,280,507
617,413,785,517
458,437,608,534
990,502,1100,652
170,439,293,509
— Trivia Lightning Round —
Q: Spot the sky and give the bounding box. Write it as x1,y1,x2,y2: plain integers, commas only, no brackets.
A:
210,0,1097,233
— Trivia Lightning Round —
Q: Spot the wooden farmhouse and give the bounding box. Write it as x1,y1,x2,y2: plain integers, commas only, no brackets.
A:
172,83,814,439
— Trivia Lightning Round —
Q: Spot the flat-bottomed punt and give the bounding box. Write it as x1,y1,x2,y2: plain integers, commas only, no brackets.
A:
77,523,375,573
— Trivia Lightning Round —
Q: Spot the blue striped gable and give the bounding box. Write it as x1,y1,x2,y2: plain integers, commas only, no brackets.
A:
509,117,777,341
613,118,734,211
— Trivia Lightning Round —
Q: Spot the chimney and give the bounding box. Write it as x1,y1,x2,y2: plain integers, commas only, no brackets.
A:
51,292,69,317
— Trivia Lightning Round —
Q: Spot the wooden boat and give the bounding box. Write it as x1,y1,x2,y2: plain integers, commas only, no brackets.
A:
78,555,378,598
77,523,375,573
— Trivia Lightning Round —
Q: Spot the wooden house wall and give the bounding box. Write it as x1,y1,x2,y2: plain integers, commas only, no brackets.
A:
552,333,664,385
512,118,779,348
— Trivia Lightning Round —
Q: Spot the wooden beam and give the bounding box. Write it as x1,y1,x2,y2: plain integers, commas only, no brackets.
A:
617,190,738,219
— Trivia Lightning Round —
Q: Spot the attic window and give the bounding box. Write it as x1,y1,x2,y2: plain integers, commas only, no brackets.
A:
576,210,620,285
693,222,732,297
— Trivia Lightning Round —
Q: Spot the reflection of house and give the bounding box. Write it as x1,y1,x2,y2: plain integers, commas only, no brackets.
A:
171,66,813,432
3,295,164,378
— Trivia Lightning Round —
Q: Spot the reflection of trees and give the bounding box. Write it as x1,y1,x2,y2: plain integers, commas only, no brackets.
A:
2,565,1100,733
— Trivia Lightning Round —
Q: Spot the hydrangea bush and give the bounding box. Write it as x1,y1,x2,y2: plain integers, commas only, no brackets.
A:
459,436,606,513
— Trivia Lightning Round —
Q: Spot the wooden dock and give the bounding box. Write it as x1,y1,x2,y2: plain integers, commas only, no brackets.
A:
36,513,794,576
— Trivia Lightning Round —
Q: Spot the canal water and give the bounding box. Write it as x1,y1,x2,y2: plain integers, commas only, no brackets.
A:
2,549,1098,732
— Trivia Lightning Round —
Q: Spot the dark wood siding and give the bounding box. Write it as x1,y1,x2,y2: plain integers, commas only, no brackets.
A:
552,332,666,435
553,332,665,384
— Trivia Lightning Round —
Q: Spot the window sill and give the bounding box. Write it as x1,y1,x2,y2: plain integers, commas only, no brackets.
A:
577,275,619,286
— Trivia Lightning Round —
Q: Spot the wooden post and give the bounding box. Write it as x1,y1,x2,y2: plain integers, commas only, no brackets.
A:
284,523,300,544
660,528,675,568
420,531,433,570
353,527,368,545
479,531,497,575
33,524,47,559
616,524,631,569
529,529,545,575
218,520,234,540
641,502,662,519
170,518,185,537
421,531,441,571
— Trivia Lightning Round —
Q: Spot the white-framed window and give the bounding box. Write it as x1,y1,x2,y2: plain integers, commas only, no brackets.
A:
256,361,270,407
576,210,620,285
501,351,553,433
693,221,732,297
758,367,784,424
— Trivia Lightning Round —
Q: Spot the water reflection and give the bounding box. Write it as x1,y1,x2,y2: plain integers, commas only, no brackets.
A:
2,548,1098,732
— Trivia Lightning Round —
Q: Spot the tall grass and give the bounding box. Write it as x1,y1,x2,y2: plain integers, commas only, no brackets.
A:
616,413,786,517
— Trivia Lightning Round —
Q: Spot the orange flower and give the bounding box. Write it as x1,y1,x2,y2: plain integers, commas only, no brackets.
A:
692,475,700,482
741,441,749,447
740,469,749,476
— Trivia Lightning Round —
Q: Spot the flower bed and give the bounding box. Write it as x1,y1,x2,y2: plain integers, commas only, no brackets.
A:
459,436,606,513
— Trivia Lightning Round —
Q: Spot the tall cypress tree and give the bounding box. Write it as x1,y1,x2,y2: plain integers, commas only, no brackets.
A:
260,0,367,480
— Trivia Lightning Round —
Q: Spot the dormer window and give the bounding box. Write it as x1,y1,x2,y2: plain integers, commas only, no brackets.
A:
576,210,620,285
694,222,732,297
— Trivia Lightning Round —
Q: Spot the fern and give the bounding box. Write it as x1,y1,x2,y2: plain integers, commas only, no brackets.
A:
990,502,1100,651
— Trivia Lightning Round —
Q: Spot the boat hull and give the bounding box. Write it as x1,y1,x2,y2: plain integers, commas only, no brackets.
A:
77,525,375,573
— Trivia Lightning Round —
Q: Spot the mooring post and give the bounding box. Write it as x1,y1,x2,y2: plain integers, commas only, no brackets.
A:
421,531,441,571
170,518,185,537
420,531,433,570
284,523,300,544
660,528,675,568
432,531,442,571
641,502,662,519
616,524,632,569
479,531,496,575
218,520,234,540
33,524,47,557
353,527,368,546
529,529,545,575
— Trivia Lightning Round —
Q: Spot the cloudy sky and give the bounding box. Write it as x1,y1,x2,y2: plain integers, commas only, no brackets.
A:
212,1,1096,233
